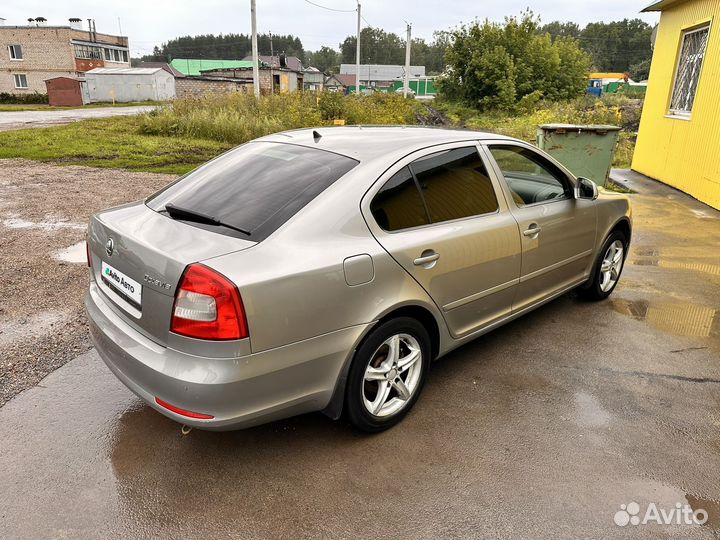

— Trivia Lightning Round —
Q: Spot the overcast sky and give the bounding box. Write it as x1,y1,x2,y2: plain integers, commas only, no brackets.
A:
2,0,659,56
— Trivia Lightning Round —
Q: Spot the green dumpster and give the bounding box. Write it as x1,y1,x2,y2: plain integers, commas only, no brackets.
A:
536,124,621,187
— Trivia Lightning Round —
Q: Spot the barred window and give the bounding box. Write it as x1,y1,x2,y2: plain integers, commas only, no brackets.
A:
669,25,710,115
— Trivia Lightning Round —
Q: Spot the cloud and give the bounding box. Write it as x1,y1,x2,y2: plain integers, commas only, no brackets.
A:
1,0,659,55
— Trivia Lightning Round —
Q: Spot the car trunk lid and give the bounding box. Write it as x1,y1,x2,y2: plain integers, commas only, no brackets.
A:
88,202,256,346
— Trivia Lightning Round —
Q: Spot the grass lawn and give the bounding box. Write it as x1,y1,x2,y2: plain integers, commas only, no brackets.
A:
0,116,230,175
0,101,165,112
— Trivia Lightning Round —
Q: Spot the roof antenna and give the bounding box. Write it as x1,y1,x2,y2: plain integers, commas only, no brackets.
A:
313,130,322,143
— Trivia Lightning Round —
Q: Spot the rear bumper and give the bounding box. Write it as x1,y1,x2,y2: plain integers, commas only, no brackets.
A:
86,282,368,430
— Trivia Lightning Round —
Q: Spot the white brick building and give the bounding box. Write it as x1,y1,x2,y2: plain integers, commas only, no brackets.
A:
0,18,129,95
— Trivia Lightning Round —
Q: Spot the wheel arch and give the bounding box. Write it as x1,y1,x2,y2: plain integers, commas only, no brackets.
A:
321,302,443,420
580,216,632,294
610,217,632,246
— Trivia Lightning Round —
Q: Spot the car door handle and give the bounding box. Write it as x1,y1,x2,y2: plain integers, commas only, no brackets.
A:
522,225,542,237
413,251,440,266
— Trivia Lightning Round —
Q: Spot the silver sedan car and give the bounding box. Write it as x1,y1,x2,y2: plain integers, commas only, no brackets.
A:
86,127,631,432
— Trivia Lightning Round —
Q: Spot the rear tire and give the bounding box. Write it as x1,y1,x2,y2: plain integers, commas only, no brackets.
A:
345,317,430,433
578,230,627,301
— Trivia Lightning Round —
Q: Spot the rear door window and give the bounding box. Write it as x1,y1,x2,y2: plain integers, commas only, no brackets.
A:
409,147,498,222
370,166,430,231
146,142,358,241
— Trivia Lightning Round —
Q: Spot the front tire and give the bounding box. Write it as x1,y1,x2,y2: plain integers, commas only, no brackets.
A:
345,317,430,432
578,230,627,301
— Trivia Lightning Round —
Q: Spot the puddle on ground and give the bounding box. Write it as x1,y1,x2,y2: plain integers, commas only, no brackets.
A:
690,209,719,220
632,258,720,277
610,299,717,338
631,248,720,277
52,242,86,264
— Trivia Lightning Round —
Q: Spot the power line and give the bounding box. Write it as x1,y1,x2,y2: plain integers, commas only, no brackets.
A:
303,0,356,13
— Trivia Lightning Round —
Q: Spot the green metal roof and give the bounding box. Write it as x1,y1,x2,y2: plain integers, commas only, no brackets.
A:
170,59,256,76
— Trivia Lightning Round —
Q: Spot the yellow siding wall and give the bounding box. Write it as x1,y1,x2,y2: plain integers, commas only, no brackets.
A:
632,0,720,209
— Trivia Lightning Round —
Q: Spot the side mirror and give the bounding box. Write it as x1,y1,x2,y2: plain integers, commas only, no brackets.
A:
575,177,599,200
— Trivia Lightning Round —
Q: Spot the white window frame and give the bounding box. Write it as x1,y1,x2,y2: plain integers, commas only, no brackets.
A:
13,73,28,89
668,24,711,118
73,43,102,60
102,46,129,63
8,44,23,61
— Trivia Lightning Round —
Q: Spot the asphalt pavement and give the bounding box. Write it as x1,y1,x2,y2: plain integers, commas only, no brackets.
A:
0,170,718,539
0,105,156,131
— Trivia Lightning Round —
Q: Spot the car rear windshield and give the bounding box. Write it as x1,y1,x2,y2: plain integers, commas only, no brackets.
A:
146,142,358,241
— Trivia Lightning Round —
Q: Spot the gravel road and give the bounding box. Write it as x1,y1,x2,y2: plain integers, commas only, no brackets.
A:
0,159,173,405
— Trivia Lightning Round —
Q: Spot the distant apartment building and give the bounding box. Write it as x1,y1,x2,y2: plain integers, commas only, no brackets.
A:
0,17,129,94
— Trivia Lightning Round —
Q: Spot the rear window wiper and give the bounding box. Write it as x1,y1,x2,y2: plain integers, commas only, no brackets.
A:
164,203,251,236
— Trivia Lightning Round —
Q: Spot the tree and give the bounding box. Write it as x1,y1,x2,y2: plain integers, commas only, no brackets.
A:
439,11,591,110
552,37,594,100
579,19,653,72
409,37,446,75
140,33,305,63
629,58,652,80
307,46,341,73
340,27,405,65
541,21,581,41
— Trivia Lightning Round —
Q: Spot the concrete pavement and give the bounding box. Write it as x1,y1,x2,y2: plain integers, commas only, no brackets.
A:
0,170,718,538
0,105,156,132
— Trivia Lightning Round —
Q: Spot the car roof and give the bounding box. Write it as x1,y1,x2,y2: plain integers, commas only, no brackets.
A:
256,126,515,161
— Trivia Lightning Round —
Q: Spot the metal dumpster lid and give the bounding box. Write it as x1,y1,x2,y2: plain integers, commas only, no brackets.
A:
539,123,621,132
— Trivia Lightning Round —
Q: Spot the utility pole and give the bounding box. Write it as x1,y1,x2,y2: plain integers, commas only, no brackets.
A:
355,1,361,94
403,22,412,98
269,31,274,95
251,0,260,99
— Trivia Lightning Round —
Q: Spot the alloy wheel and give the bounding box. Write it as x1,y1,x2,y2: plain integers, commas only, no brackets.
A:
599,239,624,292
362,333,423,418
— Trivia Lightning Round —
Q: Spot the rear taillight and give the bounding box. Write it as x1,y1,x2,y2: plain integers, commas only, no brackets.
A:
170,264,248,341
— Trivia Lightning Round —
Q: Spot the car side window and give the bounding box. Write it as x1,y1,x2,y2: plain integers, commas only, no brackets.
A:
409,147,498,223
370,166,430,231
488,145,572,206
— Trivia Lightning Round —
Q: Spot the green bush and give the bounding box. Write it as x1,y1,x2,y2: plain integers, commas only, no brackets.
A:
139,91,421,144
438,11,591,111
0,92,48,104
137,91,641,171
433,94,642,168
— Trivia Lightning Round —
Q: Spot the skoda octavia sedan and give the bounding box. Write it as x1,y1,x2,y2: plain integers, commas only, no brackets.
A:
86,127,631,432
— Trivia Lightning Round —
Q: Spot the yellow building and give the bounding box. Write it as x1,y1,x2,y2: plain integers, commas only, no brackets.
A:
633,0,720,209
